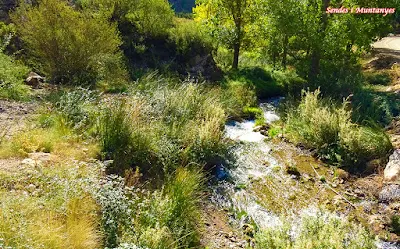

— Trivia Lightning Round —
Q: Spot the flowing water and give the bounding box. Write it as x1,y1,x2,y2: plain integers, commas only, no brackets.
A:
210,98,399,249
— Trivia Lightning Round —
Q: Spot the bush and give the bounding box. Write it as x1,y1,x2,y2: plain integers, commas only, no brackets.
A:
226,67,283,98
123,0,174,39
56,88,99,130
0,52,30,100
11,0,122,84
0,22,16,51
255,211,376,249
285,89,392,168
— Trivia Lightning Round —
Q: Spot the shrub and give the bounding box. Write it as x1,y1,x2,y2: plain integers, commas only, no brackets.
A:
56,88,99,130
255,211,376,249
226,67,283,98
285,89,392,168
0,22,16,51
123,0,174,39
11,0,122,84
0,52,30,100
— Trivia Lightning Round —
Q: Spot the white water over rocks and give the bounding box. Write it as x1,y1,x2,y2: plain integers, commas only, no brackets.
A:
211,98,399,249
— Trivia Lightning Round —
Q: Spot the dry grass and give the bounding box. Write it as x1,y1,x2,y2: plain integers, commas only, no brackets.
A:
0,160,102,248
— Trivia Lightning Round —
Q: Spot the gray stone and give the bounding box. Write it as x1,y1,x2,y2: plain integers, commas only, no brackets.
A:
25,72,45,88
384,149,400,183
379,184,400,203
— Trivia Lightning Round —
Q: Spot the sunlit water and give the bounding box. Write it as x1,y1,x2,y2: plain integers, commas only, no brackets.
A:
210,97,399,249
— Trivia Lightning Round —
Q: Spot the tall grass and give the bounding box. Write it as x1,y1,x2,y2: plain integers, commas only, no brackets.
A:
0,161,102,249
0,52,30,100
95,167,203,249
255,211,376,249
99,73,229,176
133,167,204,249
285,89,392,168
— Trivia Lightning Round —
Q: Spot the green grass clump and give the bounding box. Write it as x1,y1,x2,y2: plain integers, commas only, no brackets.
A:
255,212,376,249
99,73,228,176
55,87,100,131
285,89,392,168
220,81,258,119
352,87,400,126
0,52,30,100
133,167,203,249
364,72,391,86
97,167,203,249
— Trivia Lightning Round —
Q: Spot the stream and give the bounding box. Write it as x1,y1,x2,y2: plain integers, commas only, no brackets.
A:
210,98,399,249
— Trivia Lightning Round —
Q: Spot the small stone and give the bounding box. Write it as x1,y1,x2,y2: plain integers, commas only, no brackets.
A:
21,158,36,167
379,184,400,203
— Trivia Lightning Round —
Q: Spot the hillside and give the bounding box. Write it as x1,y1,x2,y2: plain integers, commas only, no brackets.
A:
168,0,195,12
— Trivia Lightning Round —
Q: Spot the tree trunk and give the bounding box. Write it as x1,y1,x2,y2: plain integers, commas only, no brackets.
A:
308,0,330,82
232,43,240,70
282,35,289,69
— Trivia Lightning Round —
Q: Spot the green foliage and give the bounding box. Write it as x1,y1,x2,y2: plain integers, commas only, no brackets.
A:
285,89,392,168
96,168,203,249
0,22,16,51
125,0,174,38
255,212,376,249
12,0,122,84
226,67,282,98
0,52,30,100
134,168,203,249
391,215,400,234
55,88,99,130
168,17,212,56
352,88,400,126
220,81,257,119
99,73,228,176
364,72,392,86
194,0,265,69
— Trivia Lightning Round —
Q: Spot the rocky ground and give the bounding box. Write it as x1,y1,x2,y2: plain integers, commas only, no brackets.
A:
0,99,38,142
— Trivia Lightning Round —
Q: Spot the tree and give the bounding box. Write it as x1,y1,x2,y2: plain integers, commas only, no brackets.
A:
262,0,398,96
194,0,262,70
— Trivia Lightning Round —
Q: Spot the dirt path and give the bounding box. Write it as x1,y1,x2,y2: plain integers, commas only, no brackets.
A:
373,35,400,52
0,99,38,142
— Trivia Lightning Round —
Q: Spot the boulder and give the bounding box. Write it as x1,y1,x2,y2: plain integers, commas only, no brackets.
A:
384,149,400,183
25,72,44,88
